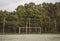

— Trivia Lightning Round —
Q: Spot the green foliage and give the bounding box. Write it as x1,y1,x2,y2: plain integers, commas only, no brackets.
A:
0,2,60,33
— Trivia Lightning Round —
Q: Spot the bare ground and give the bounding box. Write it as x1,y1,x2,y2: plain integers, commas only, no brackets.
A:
0,34,60,41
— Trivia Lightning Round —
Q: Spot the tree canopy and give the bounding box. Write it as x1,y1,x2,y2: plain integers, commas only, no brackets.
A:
0,2,60,33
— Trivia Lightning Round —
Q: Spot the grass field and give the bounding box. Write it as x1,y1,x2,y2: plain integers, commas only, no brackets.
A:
0,34,60,41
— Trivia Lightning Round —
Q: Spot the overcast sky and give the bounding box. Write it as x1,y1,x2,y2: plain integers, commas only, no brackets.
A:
0,0,60,11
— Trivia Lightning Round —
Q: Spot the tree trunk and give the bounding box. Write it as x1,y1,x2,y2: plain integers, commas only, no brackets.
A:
26,21,28,33
29,18,31,33
40,27,41,33
44,15,47,32
40,19,42,33
19,27,21,34
48,17,50,32
54,19,57,32
13,27,16,33
45,27,47,32
3,17,5,34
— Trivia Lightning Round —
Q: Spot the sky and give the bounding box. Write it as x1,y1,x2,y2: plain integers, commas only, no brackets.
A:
0,0,60,12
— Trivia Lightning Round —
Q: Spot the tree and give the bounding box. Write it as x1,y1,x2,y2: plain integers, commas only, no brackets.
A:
0,10,9,34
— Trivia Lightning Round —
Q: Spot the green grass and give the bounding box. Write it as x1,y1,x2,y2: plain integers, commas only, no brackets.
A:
0,32,60,35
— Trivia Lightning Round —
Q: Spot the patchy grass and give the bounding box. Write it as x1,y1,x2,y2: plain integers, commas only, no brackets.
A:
0,32,60,35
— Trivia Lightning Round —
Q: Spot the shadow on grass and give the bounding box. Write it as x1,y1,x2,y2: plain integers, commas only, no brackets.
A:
0,32,60,35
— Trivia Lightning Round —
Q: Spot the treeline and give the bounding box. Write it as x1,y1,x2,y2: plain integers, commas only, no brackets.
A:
0,2,60,33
